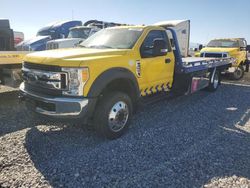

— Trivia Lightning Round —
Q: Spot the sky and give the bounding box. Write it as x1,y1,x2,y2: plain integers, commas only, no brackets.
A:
1,0,250,44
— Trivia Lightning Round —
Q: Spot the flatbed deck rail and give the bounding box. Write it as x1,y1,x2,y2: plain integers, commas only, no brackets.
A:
182,57,235,73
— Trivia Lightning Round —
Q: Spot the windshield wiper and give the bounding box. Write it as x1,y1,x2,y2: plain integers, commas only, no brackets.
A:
89,45,114,49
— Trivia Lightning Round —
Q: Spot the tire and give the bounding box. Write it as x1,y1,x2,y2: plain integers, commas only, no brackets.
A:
0,68,4,85
231,65,244,80
94,91,133,139
207,70,220,92
245,61,249,72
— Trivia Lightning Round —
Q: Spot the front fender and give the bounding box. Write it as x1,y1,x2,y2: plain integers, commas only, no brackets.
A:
87,67,140,98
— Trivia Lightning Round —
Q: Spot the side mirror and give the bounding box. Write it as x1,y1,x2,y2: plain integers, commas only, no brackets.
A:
246,45,250,53
170,39,174,47
198,44,203,51
153,39,168,56
60,34,65,38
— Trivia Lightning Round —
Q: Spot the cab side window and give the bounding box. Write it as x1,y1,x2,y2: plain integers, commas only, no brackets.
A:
239,40,247,48
140,30,171,58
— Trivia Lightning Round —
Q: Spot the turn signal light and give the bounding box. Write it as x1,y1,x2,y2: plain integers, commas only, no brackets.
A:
82,68,89,82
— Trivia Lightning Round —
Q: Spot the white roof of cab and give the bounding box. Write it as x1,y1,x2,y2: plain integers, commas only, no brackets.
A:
154,20,190,27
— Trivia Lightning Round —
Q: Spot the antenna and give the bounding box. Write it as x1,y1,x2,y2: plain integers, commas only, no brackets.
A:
71,10,74,20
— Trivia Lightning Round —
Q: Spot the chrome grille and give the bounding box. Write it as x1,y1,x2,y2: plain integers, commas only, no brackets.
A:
22,67,67,90
46,42,59,50
201,52,228,58
22,62,68,96
53,43,59,49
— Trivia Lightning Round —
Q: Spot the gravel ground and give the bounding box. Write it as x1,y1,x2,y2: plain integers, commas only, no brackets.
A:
0,74,250,188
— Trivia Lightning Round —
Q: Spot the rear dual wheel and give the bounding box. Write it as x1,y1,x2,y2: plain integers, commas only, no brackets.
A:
207,70,220,92
94,91,132,139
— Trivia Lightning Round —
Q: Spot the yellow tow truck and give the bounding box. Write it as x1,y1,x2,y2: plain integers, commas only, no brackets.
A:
19,20,234,139
199,38,250,80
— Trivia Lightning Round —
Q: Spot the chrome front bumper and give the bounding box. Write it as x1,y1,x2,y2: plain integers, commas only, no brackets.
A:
19,83,89,118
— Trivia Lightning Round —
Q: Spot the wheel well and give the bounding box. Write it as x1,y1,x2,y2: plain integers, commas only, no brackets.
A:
101,78,139,107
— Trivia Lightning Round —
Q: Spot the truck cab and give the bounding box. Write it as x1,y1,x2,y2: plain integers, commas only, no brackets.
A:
20,21,232,139
200,38,249,79
16,20,82,51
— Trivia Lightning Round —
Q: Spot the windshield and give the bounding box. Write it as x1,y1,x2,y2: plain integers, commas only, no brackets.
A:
207,40,239,48
68,28,91,39
80,28,143,49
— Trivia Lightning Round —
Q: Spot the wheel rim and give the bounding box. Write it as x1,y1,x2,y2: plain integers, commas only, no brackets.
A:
213,73,219,88
108,101,129,132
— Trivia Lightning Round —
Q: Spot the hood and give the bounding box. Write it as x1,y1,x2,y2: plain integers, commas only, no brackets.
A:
201,47,238,54
24,48,129,66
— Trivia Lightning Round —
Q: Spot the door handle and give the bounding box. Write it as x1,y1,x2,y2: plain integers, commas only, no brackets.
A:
165,58,171,64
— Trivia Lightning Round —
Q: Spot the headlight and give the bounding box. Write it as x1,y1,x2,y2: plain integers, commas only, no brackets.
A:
231,58,238,65
62,67,89,96
222,53,229,58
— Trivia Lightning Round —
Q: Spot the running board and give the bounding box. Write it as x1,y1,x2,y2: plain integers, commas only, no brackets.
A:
139,91,174,106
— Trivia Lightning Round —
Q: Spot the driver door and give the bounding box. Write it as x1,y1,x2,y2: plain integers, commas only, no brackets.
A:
139,30,175,95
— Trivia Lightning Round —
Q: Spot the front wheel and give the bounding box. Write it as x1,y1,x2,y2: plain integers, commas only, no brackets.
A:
231,65,244,80
94,91,133,139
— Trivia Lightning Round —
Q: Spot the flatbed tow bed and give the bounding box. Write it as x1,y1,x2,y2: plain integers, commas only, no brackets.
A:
158,27,234,97
141,56,234,104
181,57,234,74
